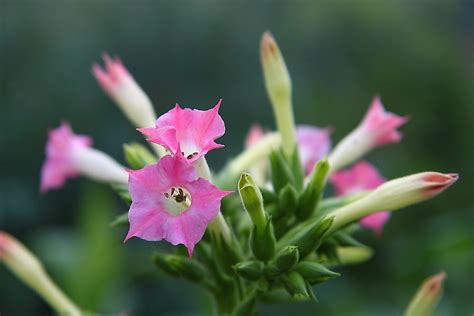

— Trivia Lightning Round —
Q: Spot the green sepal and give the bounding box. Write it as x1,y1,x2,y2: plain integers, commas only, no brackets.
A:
153,253,207,282
277,216,334,259
295,261,340,283
123,142,157,170
275,184,299,220
153,253,181,278
295,158,329,221
274,246,299,273
282,271,309,299
231,291,257,316
212,232,243,277
260,187,278,204
250,218,276,261
269,150,295,194
288,146,304,192
305,281,318,302
233,261,263,281
109,212,128,227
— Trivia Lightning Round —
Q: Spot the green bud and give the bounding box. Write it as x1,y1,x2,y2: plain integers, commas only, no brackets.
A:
275,246,299,272
282,271,308,299
296,158,330,220
333,246,373,266
277,216,334,259
238,173,266,230
250,219,276,261
123,142,156,169
212,232,244,276
233,261,263,281
295,261,340,283
260,187,278,204
269,150,295,194
288,146,304,191
275,184,299,220
404,271,446,316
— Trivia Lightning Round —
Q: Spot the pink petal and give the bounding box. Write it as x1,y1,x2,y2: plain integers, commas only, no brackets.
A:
92,54,131,94
296,125,332,174
245,124,265,148
330,161,385,196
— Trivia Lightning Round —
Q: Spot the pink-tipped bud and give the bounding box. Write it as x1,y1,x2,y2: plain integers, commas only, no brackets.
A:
329,172,458,231
328,96,408,172
92,54,157,129
404,271,446,316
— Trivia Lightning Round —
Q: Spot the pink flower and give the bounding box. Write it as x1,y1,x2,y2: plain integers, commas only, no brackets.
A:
296,125,332,174
41,122,92,192
92,54,157,128
125,150,231,256
360,96,408,146
138,100,225,162
40,122,128,193
330,161,390,234
245,125,265,148
328,96,408,172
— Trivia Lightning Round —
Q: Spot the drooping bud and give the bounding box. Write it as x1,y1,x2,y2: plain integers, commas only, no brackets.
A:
0,232,81,315
328,172,458,231
277,216,334,259
296,158,330,220
328,96,408,172
404,272,446,316
275,246,300,272
233,261,264,281
123,142,157,169
295,261,340,284
153,253,207,282
261,32,296,158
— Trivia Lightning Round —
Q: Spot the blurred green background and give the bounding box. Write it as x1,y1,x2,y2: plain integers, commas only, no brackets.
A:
1,1,473,315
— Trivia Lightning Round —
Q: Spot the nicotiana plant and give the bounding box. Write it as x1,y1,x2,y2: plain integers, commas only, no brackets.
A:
1,32,457,316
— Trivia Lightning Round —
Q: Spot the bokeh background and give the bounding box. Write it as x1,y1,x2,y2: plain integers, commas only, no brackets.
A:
1,1,473,315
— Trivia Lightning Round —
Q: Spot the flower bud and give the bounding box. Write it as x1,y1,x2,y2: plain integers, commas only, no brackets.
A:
233,261,263,281
296,157,330,220
261,32,296,157
328,172,458,231
328,96,408,172
404,271,446,316
282,271,309,299
277,216,334,259
275,246,300,272
92,54,157,129
270,150,296,194
123,142,157,169
0,232,81,315
239,173,267,231
295,261,340,284
250,219,277,262
334,246,373,266
275,184,299,220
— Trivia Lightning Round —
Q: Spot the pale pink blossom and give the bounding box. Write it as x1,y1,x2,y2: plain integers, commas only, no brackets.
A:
92,54,157,129
296,125,331,174
245,125,265,148
40,122,127,193
330,161,390,234
328,96,408,172
125,150,231,256
138,100,225,162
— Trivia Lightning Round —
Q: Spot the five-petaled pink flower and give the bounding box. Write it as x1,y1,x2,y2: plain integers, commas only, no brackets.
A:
40,122,93,193
330,161,390,235
138,100,225,162
125,150,231,256
296,125,332,174
40,122,128,193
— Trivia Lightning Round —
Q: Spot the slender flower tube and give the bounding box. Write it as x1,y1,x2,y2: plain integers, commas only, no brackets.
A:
138,100,225,162
404,271,446,316
0,232,81,316
261,32,296,158
125,150,231,256
40,122,128,193
296,125,332,175
92,54,166,157
330,161,390,234
328,96,408,172
328,172,458,232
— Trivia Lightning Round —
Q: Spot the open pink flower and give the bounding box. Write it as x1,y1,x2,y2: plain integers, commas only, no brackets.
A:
125,150,231,256
138,100,225,162
41,122,128,193
330,161,390,234
296,125,332,174
40,122,92,192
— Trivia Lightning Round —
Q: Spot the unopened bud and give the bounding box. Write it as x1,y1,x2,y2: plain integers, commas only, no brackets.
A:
329,172,458,231
404,271,446,316
295,261,340,284
239,173,266,231
250,218,277,262
270,150,295,194
275,246,300,272
282,271,309,299
233,261,263,281
261,32,296,157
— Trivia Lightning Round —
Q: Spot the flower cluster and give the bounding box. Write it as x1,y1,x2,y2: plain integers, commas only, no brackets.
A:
17,31,457,316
